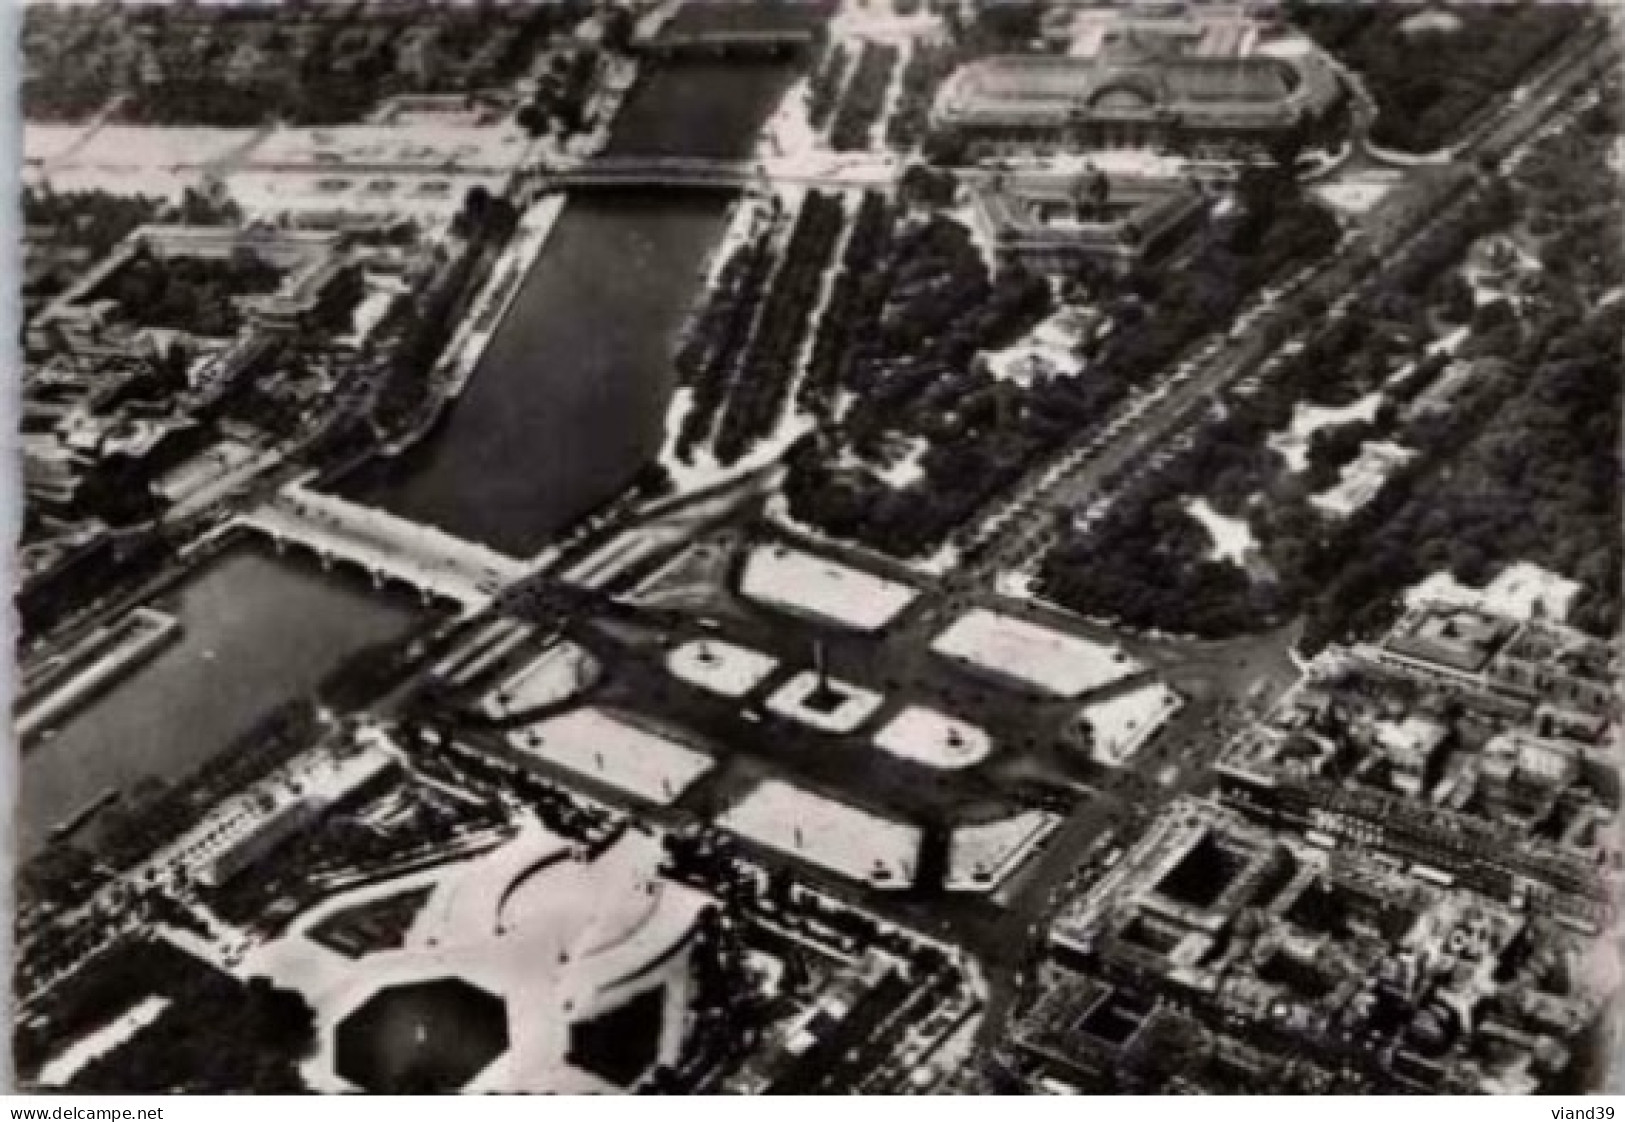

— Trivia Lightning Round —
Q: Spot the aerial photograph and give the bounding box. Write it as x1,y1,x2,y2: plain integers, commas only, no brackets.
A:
8,0,1623,1096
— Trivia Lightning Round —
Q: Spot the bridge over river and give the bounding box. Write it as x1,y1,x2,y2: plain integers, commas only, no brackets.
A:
631,24,820,60
237,483,526,612
525,154,905,194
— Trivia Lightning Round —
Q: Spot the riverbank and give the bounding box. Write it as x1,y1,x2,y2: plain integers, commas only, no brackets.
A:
376,192,570,464
18,542,424,859
437,194,569,402
347,193,739,557
656,192,797,495
337,56,803,556
17,608,182,745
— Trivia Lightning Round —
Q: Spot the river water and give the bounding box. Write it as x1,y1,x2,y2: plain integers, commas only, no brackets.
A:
606,59,801,159
346,195,733,557
18,544,420,859
346,61,796,557
21,60,797,862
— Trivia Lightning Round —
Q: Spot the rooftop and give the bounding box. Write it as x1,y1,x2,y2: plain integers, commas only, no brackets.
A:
256,825,711,1094
1383,605,1516,675
933,10,1341,135
970,170,1207,263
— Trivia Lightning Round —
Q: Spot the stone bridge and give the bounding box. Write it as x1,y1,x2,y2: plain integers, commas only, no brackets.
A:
532,155,903,193
544,156,765,191
633,26,819,59
238,483,525,612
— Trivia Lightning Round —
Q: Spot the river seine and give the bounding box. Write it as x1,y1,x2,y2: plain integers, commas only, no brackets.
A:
19,544,421,859
22,58,797,860
349,61,796,556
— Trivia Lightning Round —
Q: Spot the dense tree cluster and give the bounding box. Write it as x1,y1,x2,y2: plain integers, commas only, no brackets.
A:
447,184,519,245
89,244,284,337
23,2,589,125
806,43,851,131
674,194,846,465
784,211,1061,557
1301,126,1623,646
1249,178,1513,417
1040,98,1621,646
68,952,315,1092
22,187,164,258
516,47,600,139
215,338,309,438
370,253,470,434
373,187,517,437
1374,179,1516,321
1302,306,1619,648
673,203,784,458
960,1,1046,51
1097,176,1339,386
839,218,1051,445
1288,2,1588,154
885,41,961,152
645,907,762,1093
1299,418,1379,493
1039,314,1402,637
22,75,114,121
173,186,247,228
15,846,109,942
796,191,894,418
786,178,1340,560
1031,188,1392,633
23,187,165,320
422,735,614,844
1047,482,1274,637
1519,99,1623,300
829,42,899,152
14,939,164,1075
886,0,1052,157
713,193,845,465
16,939,312,1091
898,163,959,210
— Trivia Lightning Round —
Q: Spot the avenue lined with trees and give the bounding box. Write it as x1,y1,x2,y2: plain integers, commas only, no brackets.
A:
1288,2,1588,155
786,158,1338,563
1038,94,1621,646
829,42,899,152
674,193,848,466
